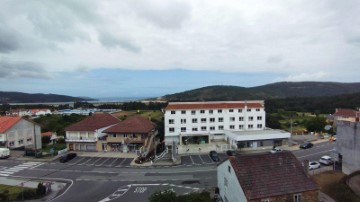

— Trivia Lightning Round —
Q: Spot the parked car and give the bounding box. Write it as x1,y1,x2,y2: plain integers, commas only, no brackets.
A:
299,142,313,149
319,155,333,165
59,153,77,163
209,151,220,162
226,150,236,156
308,161,321,170
270,147,283,154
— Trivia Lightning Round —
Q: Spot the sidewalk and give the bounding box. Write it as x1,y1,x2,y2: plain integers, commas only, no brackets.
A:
0,176,67,201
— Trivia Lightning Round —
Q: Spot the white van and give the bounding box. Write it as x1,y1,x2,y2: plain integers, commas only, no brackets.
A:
0,148,10,159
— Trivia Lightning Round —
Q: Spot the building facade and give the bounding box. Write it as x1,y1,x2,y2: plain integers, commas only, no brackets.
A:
0,116,42,149
164,101,289,150
65,113,120,151
336,121,360,175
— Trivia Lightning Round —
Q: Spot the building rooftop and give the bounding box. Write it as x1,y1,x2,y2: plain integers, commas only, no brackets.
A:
334,108,359,118
165,101,264,110
65,113,120,132
228,151,319,200
104,115,156,134
225,128,290,141
0,116,22,133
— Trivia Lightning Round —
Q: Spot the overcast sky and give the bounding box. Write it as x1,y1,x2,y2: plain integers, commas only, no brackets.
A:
0,0,359,98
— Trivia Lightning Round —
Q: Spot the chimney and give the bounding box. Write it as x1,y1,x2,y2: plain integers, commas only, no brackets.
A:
303,160,309,176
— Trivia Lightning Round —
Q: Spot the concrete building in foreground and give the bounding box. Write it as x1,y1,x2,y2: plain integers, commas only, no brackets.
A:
164,101,290,150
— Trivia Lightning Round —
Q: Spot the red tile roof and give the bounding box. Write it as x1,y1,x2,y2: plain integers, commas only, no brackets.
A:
165,101,264,110
0,116,22,133
104,115,156,134
334,108,359,118
228,152,319,200
65,113,120,132
41,132,54,137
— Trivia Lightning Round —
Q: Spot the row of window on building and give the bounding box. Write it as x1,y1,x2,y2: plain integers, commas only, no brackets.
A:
170,108,262,115
8,138,32,146
169,124,263,132
169,116,263,124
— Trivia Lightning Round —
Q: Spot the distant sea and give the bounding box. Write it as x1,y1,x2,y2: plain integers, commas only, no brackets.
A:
93,97,152,102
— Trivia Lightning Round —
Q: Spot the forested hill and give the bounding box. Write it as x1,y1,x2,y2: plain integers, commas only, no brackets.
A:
160,82,360,101
0,91,90,103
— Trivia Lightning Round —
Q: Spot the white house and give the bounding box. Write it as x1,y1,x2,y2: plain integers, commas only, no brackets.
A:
217,152,319,202
0,116,42,150
164,101,290,150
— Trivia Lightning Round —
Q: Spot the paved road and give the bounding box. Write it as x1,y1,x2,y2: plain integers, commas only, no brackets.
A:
0,141,335,201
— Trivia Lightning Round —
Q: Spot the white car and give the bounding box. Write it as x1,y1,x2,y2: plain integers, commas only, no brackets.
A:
319,155,333,165
270,147,283,154
308,161,321,170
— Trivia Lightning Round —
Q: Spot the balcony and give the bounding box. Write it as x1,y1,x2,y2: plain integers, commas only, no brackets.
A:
66,137,96,142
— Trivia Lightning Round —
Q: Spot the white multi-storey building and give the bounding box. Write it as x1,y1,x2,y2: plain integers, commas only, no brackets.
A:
164,101,290,150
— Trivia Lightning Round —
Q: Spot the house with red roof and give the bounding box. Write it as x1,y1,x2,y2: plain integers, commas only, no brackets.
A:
333,108,360,123
65,113,121,151
217,152,319,202
102,115,157,153
0,116,42,149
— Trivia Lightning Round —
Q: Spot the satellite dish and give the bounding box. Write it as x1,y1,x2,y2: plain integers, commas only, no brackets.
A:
324,125,332,131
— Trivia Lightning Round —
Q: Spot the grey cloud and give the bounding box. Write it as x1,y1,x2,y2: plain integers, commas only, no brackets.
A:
98,32,141,53
266,56,283,64
130,0,191,29
0,59,50,79
0,26,19,53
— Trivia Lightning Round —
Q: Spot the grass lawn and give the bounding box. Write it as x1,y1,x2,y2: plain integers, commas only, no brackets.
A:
0,184,35,201
313,171,360,202
112,110,163,122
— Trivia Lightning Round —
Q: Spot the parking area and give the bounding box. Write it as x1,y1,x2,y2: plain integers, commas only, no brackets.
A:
52,156,134,167
181,152,228,166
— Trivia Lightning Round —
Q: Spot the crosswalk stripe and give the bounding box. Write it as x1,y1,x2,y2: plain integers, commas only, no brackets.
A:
0,173,10,176
0,171,15,174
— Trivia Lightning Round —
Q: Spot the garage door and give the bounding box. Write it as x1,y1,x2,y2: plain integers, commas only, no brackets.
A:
86,144,96,151
80,144,86,151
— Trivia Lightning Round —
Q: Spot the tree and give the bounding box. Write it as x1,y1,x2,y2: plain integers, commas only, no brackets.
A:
149,189,176,202
304,116,327,133
41,136,51,147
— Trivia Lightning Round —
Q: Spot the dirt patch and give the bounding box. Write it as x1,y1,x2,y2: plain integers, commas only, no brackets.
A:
313,171,360,202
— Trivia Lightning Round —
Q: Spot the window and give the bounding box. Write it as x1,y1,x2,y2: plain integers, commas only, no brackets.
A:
238,109,243,113
132,134,136,138
209,110,213,114
169,128,175,133
201,126,207,131
181,127,186,132
192,118,198,123
9,141,14,146
239,125,244,129
113,134,116,138
256,108,260,112
228,166,231,173
260,141,264,146
239,117,244,121
191,110,196,115
218,125,224,130
248,124,253,129
192,127,198,131
257,124,263,128
18,139,23,145
169,119,174,124
229,109,234,112
181,119,186,124
257,116,262,120
200,110,205,114
201,118,207,123
248,116,253,121
181,110,186,114
230,117,235,122
210,126,215,131
26,138,32,142
124,134,128,138
218,117,224,122
210,118,215,122
293,194,301,202
171,111,175,114
247,108,251,112
218,109,222,113
230,125,235,129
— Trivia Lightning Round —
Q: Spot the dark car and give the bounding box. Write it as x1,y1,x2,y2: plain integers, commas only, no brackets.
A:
59,153,77,163
209,151,220,162
299,142,313,149
226,150,236,156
